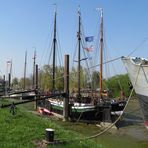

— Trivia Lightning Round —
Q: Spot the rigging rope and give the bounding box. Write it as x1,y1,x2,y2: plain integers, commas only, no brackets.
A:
128,37,148,57
45,56,121,82
88,56,121,70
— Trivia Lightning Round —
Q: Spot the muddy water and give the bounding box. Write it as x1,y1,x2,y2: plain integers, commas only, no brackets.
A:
55,120,148,148
54,100,148,148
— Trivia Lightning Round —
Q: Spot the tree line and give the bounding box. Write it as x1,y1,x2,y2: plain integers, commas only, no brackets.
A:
4,65,134,98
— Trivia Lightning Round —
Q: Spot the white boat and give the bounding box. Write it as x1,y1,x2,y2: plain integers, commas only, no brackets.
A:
122,56,148,129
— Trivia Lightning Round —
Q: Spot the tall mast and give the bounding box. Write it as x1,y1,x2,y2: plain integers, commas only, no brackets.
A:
99,8,103,98
6,60,12,90
77,7,81,99
24,50,27,90
52,10,57,92
10,60,12,81
9,60,12,90
33,50,36,89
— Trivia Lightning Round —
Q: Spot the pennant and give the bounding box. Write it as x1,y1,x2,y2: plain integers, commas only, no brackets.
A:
84,45,93,52
85,36,94,42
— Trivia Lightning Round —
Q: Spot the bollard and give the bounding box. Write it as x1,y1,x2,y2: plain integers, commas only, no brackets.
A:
45,128,54,142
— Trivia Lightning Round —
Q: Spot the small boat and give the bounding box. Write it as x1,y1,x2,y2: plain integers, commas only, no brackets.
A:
122,56,148,129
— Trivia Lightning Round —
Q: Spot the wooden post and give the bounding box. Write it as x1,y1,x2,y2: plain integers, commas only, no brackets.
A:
35,64,38,109
63,55,69,121
35,64,38,91
8,73,11,91
3,75,6,96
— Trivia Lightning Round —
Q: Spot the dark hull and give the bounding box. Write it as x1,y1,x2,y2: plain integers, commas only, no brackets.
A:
38,99,126,123
52,106,104,122
111,101,126,112
137,94,148,129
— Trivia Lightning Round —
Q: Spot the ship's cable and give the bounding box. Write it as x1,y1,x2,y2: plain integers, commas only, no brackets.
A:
56,64,141,142
128,37,148,57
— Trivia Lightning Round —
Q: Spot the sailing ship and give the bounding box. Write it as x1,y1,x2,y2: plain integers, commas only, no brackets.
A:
9,51,36,100
122,56,148,129
38,8,126,123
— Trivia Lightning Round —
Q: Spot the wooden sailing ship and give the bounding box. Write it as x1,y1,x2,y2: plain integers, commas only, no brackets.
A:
38,8,126,123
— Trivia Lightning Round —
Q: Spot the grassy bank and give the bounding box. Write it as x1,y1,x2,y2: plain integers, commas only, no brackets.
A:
0,99,100,148
0,99,148,148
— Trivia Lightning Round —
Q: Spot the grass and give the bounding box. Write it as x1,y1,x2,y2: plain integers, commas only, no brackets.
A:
0,99,101,148
0,98,148,148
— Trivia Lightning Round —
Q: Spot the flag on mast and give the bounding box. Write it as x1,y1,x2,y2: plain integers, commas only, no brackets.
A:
85,36,94,42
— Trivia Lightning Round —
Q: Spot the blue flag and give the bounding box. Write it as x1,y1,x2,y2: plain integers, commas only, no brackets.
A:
85,36,94,42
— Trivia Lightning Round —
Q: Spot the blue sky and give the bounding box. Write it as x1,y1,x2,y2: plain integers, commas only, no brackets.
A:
0,0,148,79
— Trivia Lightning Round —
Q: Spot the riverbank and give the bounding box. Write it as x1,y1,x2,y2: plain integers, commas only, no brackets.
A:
0,98,147,148
0,99,101,148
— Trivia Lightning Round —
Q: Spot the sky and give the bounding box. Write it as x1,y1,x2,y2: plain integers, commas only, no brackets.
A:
0,0,148,79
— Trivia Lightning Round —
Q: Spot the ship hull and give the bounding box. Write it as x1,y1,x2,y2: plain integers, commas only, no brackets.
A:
122,56,148,129
137,94,148,129
38,99,126,123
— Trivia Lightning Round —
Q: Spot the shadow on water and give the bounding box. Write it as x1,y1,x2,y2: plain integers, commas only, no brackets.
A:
116,112,143,128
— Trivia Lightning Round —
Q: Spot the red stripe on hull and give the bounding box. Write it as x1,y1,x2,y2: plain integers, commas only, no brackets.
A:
144,121,148,129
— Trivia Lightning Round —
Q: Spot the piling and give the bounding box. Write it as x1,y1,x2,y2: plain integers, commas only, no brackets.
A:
8,73,11,91
63,54,69,121
35,64,38,109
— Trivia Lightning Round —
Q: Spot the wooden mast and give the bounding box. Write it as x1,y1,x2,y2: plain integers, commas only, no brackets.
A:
77,7,81,100
23,50,27,90
99,8,103,98
52,10,57,92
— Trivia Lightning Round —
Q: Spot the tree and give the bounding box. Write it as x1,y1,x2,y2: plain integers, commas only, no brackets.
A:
39,65,52,91
105,74,135,98
91,71,100,89
19,77,32,90
12,77,19,90
55,66,64,91
39,65,64,91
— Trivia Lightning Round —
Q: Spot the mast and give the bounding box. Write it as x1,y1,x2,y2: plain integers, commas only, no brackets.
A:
99,8,103,98
52,10,57,92
6,60,12,91
33,50,36,89
9,60,12,90
23,50,27,90
10,60,12,82
77,7,81,99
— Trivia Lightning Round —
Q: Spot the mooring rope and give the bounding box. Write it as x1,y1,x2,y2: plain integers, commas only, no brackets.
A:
84,61,141,140
85,88,134,139
56,63,141,142
55,88,134,143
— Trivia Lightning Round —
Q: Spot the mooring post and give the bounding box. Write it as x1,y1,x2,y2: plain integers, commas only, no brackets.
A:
35,64,38,109
63,54,69,121
8,73,11,91
3,75,6,96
